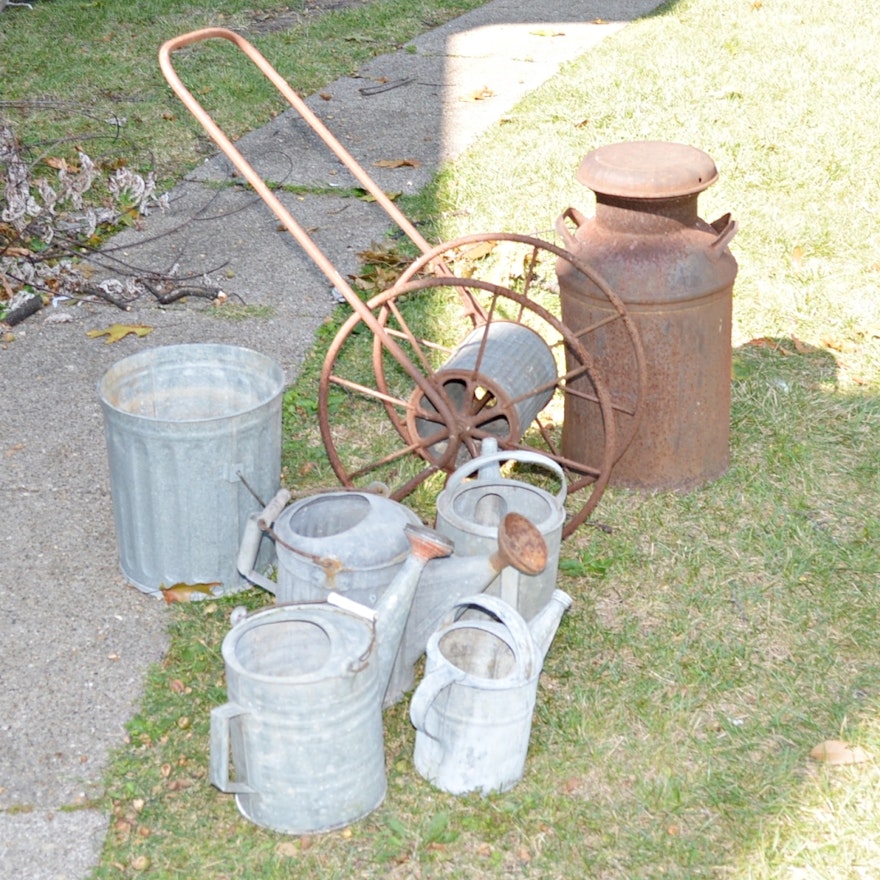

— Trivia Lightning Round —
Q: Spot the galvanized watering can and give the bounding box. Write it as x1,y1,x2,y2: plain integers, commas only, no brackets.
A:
237,488,548,704
211,523,453,834
410,590,572,795
435,438,566,621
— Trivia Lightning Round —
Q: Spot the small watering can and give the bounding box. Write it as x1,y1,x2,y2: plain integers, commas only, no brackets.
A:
410,590,572,795
210,523,453,835
435,438,567,621
237,488,549,705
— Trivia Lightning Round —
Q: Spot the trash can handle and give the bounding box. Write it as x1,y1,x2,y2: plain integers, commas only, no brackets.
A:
210,703,255,794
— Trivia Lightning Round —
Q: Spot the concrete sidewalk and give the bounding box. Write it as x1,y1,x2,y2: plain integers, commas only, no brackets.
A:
0,1,661,876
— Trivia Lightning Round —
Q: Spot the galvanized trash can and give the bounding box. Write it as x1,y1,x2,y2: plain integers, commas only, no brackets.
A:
410,322,557,467
98,344,284,596
556,141,739,490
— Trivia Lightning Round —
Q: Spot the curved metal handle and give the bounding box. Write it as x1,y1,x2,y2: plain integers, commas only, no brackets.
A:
439,593,537,679
443,450,567,505
236,514,277,594
159,28,435,294
555,206,589,251
409,662,466,737
210,703,255,794
708,213,738,260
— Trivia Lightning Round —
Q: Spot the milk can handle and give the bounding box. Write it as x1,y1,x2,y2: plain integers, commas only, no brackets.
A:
210,703,256,795
707,213,738,260
409,664,466,737
444,451,567,505
440,593,538,679
555,206,589,251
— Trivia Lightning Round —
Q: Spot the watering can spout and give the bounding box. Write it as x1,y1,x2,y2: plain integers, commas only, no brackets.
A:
375,524,454,692
382,511,549,706
528,589,572,665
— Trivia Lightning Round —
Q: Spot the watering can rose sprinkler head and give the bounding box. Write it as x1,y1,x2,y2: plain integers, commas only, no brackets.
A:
490,513,548,576
403,522,456,564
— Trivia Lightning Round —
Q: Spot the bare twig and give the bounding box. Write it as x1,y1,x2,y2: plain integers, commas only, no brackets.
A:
1,294,41,326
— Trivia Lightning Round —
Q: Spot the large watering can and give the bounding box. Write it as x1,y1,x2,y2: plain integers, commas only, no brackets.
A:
410,590,572,795
237,488,548,704
210,523,453,834
435,438,566,621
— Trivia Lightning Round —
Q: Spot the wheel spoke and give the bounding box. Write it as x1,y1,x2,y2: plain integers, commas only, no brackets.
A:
316,231,644,537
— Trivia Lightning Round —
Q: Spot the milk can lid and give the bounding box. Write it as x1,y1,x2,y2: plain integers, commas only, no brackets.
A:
577,141,718,199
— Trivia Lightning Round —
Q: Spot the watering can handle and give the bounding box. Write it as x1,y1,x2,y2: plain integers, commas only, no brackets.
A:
235,489,292,592
409,663,467,737
236,514,277,594
440,593,538,680
444,451,567,505
210,703,256,795
555,206,589,251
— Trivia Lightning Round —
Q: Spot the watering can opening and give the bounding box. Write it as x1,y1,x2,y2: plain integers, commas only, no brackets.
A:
232,618,335,679
473,491,506,526
439,625,518,680
453,485,555,528
288,494,373,538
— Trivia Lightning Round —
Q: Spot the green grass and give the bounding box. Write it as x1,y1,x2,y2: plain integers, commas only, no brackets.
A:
0,0,485,186
6,0,880,876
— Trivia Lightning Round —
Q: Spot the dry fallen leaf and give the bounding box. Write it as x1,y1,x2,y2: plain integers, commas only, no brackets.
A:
160,581,220,604
43,156,74,172
453,240,496,265
372,158,422,168
809,739,871,765
2,246,33,258
358,190,401,203
86,324,153,344
744,336,793,355
792,335,821,354
820,334,854,353
466,86,495,102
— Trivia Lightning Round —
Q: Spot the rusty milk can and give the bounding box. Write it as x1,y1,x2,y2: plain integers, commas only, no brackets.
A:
556,141,738,490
